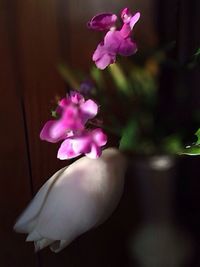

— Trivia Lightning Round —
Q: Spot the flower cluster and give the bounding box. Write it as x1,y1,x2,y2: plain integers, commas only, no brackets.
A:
40,91,107,159
40,7,140,160
88,8,140,69
14,7,141,253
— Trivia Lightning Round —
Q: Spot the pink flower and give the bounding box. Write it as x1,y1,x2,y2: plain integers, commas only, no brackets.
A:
57,128,108,160
88,8,140,69
40,91,98,143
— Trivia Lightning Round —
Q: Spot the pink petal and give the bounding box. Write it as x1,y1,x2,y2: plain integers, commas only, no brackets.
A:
70,135,91,154
119,23,131,38
96,54,115,69
80,99,98,121
85,144,101,159
121,9,140,29
92,31,120,69
92,42,105,61
92,129,107,146
40,120,67,143
59,97,69,108
69,91,85,104
104,31,121,51
56,97,69,115
87,13,117,31
130,12,140,29
61,106,84,131
118,38,137,56
93,42,116,70
121,8,131,23
57,139,81,160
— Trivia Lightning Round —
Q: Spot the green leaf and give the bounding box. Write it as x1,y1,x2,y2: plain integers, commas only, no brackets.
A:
58,63,80,88
195,128,200,145
130,66,157,105
119,120,138,152
161,134,183,154
179,128,200,156
90,67,106,89
180,145,200,156
108,63,132,96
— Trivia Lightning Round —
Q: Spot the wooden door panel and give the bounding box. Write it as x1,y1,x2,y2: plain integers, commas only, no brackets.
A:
0,1,37,266
14,0,67,192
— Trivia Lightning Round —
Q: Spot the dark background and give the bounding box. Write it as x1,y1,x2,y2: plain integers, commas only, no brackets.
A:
1,0,200,266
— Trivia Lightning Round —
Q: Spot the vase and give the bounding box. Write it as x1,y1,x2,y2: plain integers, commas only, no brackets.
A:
127,155,193,267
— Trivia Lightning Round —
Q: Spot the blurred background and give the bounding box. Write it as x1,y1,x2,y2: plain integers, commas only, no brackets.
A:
1,0,200,266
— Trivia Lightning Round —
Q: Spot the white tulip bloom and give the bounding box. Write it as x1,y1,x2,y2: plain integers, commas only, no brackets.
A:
14,148,127,253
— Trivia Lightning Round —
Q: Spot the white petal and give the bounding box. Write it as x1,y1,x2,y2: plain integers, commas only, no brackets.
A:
14,166,68,233
50,240,69,253
34,238,54,252
26,229,41,241
32,148,127,244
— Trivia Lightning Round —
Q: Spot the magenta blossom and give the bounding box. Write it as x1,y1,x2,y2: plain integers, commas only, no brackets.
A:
57,128,107,160
40,91,98,143
88,8,140,69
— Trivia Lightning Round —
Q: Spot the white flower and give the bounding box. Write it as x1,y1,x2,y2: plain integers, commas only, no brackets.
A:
14,148,127,253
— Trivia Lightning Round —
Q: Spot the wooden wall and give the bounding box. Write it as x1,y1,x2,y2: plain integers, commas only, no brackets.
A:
1,0,200,266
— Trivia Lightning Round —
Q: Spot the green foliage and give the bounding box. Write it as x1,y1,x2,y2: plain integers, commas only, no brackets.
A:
108,63,132,96
57,47,200,156
161,134,183,154
119,119,138,152
180,145,200,156
90,67,106,90
195,128,200,145
58,63,80,88
179,128,200,156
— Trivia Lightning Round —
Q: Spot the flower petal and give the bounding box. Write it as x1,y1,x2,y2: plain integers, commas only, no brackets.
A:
50,240,69,253
87,13,117,31
92,38,117,70
26,229,42,241
70,136,91,154
130,12,140,29
14,167,67,233
57,139,81,160
40,119,72,143
40,121,63,143
85,144,101,159
121,8,140,29
118,38,137,56
61,105,84,131
28,149,126,242
14,148,127,252
69,91,85,104
80,99,98,122
121,8,130,22
92,128,107,146
56,97,69,115
104,30,121,51
34,238,54,252
96,53,116,69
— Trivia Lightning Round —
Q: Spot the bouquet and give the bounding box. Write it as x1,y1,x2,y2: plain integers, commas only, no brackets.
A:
14,7,200,253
